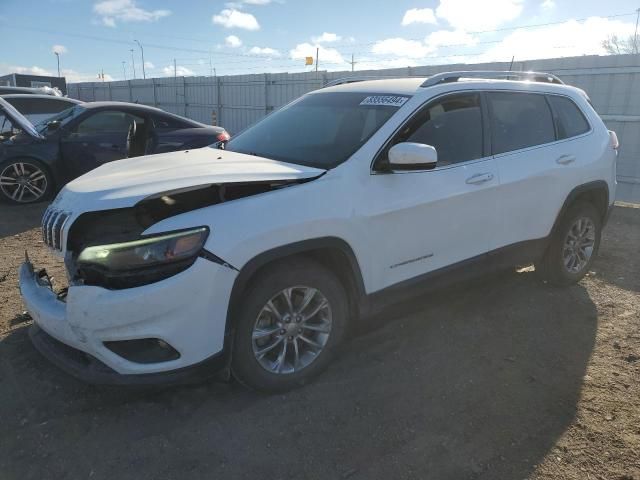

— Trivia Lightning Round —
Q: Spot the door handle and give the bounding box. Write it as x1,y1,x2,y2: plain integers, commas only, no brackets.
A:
466,172,494,185
556,154,576,165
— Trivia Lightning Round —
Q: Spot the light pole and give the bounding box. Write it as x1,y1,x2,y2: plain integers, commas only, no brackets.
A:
134,39,146,79
54,52,60,77
130,49,137,79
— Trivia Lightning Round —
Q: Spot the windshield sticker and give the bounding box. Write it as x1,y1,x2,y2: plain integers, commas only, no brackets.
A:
360,95,409,107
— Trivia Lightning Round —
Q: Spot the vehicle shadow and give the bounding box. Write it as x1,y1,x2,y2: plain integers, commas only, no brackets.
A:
0,202,47,239
593,205,640,293
0,269,596,480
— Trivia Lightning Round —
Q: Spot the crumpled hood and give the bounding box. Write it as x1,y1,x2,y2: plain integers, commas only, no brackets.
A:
52,148,325,212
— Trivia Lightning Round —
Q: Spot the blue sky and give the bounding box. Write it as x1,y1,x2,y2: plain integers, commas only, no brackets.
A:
1,0,638,82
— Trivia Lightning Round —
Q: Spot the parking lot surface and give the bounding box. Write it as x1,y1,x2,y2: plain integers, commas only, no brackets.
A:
0,203,638,480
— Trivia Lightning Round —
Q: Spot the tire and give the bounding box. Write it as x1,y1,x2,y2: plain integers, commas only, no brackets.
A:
536,202,602,286
0,158,53,204
231,257,349,392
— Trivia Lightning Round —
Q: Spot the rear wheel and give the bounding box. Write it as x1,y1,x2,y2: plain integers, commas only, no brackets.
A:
536,203,602,286
0,159,52,204
231,258,348,392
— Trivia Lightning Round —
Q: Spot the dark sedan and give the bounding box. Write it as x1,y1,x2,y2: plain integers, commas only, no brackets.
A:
0,99,229,204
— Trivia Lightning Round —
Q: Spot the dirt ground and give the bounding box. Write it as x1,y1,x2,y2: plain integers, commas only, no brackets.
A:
0,202,638,480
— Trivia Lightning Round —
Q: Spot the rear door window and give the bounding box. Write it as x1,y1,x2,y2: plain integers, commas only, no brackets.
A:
487,92,555,155
547,95,590,139
74,111,142,135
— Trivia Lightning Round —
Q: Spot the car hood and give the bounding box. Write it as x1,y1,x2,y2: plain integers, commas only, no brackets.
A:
0,97,43,140
53,147,326,212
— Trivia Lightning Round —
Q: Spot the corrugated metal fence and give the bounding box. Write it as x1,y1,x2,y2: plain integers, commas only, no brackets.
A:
68,54,640,202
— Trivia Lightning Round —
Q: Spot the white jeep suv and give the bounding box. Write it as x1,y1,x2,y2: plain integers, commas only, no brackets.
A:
19,71,618,391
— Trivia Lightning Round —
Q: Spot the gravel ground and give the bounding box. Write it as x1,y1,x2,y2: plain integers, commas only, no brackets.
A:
0,202,638,480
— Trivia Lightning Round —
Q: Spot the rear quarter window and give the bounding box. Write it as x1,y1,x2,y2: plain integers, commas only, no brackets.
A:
547,95,590,139
487,91,555,155
153,115,190,129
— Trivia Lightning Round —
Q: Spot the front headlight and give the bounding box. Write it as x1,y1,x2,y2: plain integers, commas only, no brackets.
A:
76,227,209,289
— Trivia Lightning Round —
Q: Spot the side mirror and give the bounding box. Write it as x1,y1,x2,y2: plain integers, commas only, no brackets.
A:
388,142,437,170
47,120,61,132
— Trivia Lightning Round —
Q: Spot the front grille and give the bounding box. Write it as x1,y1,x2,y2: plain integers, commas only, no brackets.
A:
42,207,70,251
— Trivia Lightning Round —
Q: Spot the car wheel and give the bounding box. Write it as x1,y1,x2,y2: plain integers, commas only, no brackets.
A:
0,159,53,204
231,258,348,392
536,203,602,286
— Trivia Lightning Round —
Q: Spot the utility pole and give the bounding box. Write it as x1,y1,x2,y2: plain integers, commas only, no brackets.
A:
174,58,178,112
315,47,319,73
349,53,357,72
634,7,640,55
54,52,60,77
134,39,146,79
122,61,127,80
130,49,137,79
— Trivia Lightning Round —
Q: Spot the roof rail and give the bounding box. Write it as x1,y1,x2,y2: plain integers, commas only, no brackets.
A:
323,75,426,88
420,70,564,88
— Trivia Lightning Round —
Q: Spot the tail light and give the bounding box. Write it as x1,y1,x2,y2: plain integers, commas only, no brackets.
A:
217,131,230,142
609,130,619,151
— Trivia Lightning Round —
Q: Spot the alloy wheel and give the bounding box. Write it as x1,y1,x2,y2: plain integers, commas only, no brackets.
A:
0,162,48,203
252,286,332,375
562,216,596,274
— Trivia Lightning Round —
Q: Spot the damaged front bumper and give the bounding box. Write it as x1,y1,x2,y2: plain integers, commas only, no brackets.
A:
19,257,238,385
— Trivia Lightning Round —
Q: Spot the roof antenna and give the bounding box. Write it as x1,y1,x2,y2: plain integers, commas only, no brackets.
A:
508,55,515,71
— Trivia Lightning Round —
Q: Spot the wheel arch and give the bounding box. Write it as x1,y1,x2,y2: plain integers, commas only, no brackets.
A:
552,180,610,235
224,237,367,348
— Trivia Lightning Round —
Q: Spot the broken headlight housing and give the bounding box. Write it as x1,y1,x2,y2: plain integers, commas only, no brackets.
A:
76,227,209,289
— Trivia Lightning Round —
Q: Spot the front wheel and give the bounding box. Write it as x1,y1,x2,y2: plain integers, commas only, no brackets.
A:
231,258,348,392
536,203,602,286
0,159,53,204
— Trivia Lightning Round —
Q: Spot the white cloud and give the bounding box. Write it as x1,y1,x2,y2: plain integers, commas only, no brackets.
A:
479,16,636,62
144,61,154,69
52,44,67,54
93,0,170,27
162,65,195,76
401,8,437,26
436,0,523,31
425,29,477,48
371,38,433,58
225,35,243,47
225,0,272,6
212,9,260,30
311,32,341,43
289,43,346,66
541,0,556,9
10,65,54,76
249,46,281,56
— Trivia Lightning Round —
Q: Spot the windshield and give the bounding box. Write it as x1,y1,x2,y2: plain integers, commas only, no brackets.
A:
225,92,408,168
35,105,86,134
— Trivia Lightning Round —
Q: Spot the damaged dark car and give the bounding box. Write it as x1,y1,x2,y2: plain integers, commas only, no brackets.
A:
0,98,230,204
